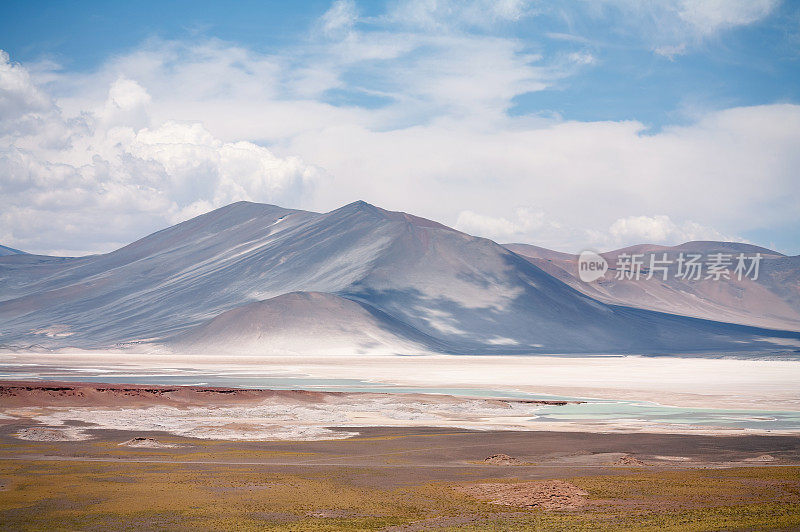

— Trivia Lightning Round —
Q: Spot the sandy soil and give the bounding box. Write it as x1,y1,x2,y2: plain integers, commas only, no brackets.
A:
1,423,799,478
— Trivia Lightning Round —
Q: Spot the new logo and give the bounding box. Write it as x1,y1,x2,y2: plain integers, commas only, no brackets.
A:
578,250,608,282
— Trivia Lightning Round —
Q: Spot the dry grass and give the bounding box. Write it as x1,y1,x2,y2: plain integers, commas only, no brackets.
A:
1,458,798,531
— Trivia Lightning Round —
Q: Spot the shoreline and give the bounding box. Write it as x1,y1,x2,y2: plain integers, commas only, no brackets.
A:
2,380,800,439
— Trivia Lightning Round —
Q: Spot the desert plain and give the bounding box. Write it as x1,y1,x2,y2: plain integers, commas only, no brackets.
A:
1,352,799,531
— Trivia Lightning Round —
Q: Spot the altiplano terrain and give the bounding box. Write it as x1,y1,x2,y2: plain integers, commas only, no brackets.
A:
1,201,799,530
1,420,799,530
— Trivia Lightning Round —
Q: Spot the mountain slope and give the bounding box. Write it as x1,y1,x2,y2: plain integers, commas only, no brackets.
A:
174,291,443,355
0,245,25,256
1,201,798,354
505,242,800,332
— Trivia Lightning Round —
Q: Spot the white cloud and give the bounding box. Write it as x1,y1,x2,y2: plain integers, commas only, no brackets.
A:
320,0,358,36
385,0,534,30
456,208,546,241
567,51,597,65
583,0,780,57
456,211,740,251
0,50,51,129
610,215,679,242
0,0,797,255
0,52,318,255
608,214,736,245
0,50,74,150
653,44,687,60
677,0,779,36
101,77,151,129
128,121,317,218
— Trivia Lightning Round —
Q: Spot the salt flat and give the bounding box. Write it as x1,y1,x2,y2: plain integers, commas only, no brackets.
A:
4,350,797,409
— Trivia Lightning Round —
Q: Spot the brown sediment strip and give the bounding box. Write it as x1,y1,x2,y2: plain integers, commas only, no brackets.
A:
0,380,341,408
0,380,582,408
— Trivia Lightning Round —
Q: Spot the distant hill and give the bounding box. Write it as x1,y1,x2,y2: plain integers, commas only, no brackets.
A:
505,241,800,332
175,291,443,356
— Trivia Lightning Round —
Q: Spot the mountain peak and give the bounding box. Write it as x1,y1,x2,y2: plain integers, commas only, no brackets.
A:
335,200,382,214
328,200,451,230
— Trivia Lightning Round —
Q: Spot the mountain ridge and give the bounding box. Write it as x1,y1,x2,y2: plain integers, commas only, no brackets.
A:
1,200,798,354
0,245,26,256
505,241,800,331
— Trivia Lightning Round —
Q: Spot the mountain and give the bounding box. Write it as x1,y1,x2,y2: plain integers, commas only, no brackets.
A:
1,201,798,354
0,245,25,256
505,242,800,332
175,291,443,356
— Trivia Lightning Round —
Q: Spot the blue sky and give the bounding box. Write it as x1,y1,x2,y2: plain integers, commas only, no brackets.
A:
1,0,799,255
4,0,798,127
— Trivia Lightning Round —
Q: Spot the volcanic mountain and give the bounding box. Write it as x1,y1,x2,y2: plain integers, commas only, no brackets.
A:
0,201,798,355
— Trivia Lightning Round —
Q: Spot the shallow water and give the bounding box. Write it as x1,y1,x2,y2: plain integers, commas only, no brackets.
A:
530,401,800,431
2,361,800,432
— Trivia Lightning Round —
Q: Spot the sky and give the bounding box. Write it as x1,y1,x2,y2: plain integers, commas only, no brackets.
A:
1,0,799,256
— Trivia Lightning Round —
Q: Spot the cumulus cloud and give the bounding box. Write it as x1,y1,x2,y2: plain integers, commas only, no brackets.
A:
608,215,737,245
0,52,318,255
456,208,546,241
455,211,740,251
101,77,151,129
0,50,52,130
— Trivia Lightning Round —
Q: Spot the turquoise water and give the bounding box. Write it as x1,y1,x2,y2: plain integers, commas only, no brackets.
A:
530,401,800,431
2,362,799,432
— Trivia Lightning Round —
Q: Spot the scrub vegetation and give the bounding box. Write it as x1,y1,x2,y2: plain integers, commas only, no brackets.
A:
1,458,798,531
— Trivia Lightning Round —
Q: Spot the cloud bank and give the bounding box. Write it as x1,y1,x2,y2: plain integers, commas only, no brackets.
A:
1,0,798,255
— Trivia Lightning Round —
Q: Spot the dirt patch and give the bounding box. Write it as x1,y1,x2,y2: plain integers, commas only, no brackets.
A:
118,437,182,449
614,454,647,466
15,426,91,441
457,480,589,510
653,455,692,462
743,454,776,462
484,453,522,465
